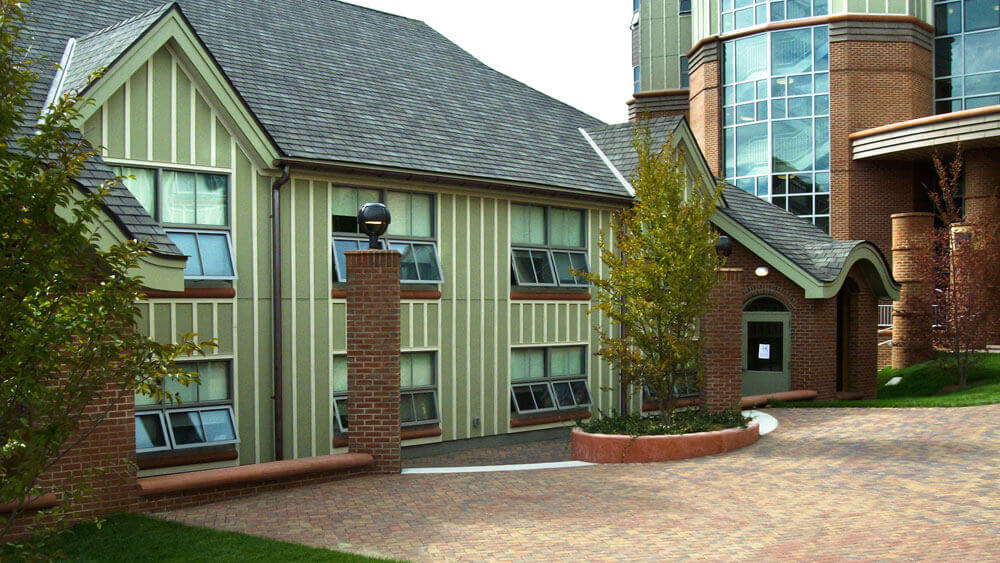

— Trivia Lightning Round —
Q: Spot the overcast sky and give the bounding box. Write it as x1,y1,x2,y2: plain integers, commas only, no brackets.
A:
343,1,634,124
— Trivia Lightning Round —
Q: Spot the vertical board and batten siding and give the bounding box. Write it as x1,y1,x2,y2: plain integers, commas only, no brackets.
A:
83,46,623,465
82,45,275,465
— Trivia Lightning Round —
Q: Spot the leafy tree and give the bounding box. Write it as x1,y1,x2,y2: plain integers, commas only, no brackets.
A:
922,147,1000,387
582,127,723,422
0,1,210,544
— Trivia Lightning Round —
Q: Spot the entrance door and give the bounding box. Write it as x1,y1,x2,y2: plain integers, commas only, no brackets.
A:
742,297,791,396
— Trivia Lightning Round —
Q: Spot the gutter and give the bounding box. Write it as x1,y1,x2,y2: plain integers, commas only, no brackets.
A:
271,165,291,460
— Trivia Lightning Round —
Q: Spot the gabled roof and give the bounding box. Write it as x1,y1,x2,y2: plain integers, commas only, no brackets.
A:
26,0,631,199
584,117,684,182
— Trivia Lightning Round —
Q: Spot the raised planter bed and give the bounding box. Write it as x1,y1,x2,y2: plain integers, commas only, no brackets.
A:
570,420,760,463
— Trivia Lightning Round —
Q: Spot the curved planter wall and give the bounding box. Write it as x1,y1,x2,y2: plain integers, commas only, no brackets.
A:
570,421,760,463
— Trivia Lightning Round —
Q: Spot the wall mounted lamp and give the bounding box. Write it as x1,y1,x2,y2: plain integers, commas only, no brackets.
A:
755,266,769,277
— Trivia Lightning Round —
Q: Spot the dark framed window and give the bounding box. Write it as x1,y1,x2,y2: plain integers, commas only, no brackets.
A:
117,166,236,280
510,346,591,415
510,204,590,287
134,361,238,453
331,188,442,284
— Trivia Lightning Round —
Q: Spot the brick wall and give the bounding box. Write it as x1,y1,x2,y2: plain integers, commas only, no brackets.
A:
845,272,879,398
701,268,744,413
963,148,1000,345
890,212,936,367
345,249,402,474
829,39,933,253
687,48,722,175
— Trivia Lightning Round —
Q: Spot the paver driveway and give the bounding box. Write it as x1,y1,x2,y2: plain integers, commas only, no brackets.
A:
161,406,1000,561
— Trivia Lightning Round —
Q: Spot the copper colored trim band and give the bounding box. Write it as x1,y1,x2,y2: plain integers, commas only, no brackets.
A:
510,291,591,301
0,493,59,513
686,14,933,58
331,289,441,299
890,212,936,219
143,287,236,299
633,88,690,99
137,453,374,496
510,410,591,428
850,104,1000,139
137,448,239,470
402,427,443,440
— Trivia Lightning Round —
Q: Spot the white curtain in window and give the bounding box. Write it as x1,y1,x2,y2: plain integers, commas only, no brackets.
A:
162,171,196,224
120,167,156,216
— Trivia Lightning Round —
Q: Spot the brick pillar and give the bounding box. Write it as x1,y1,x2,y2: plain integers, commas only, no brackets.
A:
687,41,722,176
701,268,743,413
891,212,935,368
346,249,401,474
846,276,879,399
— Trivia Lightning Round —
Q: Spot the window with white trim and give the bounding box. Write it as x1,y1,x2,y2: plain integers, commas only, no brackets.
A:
510,346,591,415
331,351,439,434
117,167,236,280
134,361,238,453
510,204,589,287
331,187,443,284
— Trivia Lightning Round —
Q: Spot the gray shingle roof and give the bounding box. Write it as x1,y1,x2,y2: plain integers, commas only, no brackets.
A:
584,117,683,183
26,0,630,199
719,185,864,282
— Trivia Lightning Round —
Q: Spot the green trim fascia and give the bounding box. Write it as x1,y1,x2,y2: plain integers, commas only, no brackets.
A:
75,8,280,169
672,120,723,206
712,212,900,300
58,188,186,291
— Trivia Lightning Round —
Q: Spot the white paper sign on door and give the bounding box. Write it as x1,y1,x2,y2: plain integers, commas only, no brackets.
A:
758,343,771,360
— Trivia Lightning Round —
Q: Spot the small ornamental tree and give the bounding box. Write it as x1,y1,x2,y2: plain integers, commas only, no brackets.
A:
922,147,1000,387
0,1,210,545
582,127,723,423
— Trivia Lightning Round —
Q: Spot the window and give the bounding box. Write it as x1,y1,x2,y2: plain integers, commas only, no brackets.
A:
634,65,641,93
720,0,828,33
331,352,439,433
134,361,238,453
933,0,1000,113
117,167,236,279
510,346,591,415
510,204,590,287
679,0,692,14
331,188,443,284
723,26,831,232
680,56,690,89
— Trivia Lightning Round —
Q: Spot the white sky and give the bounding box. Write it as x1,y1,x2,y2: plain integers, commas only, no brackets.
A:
343,1,634,124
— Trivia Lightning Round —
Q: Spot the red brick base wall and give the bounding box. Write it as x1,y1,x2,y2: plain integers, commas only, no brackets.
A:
701,268,744,413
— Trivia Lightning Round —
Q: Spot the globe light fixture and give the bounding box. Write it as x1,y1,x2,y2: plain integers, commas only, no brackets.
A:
755,266,769,277
715,234,733,258
358,202,391,249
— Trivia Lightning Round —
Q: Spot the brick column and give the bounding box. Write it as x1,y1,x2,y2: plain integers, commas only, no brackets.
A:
890,213,935,368
700,268,743,413
346,249,401,474
687,41,722,176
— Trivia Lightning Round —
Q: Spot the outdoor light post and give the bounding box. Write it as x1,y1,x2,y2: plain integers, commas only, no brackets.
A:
715,234,733,258
358,202,391,249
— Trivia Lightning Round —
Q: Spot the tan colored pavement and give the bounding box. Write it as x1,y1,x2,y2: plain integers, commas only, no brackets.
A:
161,406,1000,561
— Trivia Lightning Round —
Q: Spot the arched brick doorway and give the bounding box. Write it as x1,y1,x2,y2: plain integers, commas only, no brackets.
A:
836,274,879,398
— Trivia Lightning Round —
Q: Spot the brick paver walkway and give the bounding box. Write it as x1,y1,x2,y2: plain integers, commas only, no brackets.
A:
161,406,1000,561
403,436,571,468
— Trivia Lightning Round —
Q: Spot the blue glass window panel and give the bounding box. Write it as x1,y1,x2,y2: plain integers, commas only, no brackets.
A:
735,7,755,28
200,409,236,442
757,176,771,196
815,172,831,193
391,242,420,281
737,82,756,103
937,99,964,113
738,103,756,123
737,177,756,193
965,0,1000,32
788,173,813,194
724,0,735,10
413,244,442,281
169,232,203,277
135,414,166,450
814,27,829,71
169,412,206,445
725,106,736,126
788,195,812,216
757,101,769,120
814,0,828,15
815,117,830,170
936,36,963,77
965,94,1000,108
334,239,362,282
965,30,1000,74
787,0,811,18
757,79,769,99
772,99,786,118
937,78,962,99
571,381,592,406
680,56,690,88
735,35,768,82
736,122,769,177
723,12,735,32
756,4,767,23
772,195,787,210
814,72,829,93
771,0,786,20
815,216,830,234
814,94,829,115
725,85,736,104
532,251,556,284
788,74,812,95
936,1,962,34
736,0,753,8
725,128,737,178
788,96,813,117
771,77,787,97
197,233,233,277
772,29,813,75
815,194,830,215
773,175,788,195
680,0,693,13
772,119,813,172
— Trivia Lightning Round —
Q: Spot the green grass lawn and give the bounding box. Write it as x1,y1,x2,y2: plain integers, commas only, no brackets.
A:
14,513,393,562
772,353,1000,408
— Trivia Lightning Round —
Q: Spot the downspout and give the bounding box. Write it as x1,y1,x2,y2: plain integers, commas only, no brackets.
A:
271,165,291,460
